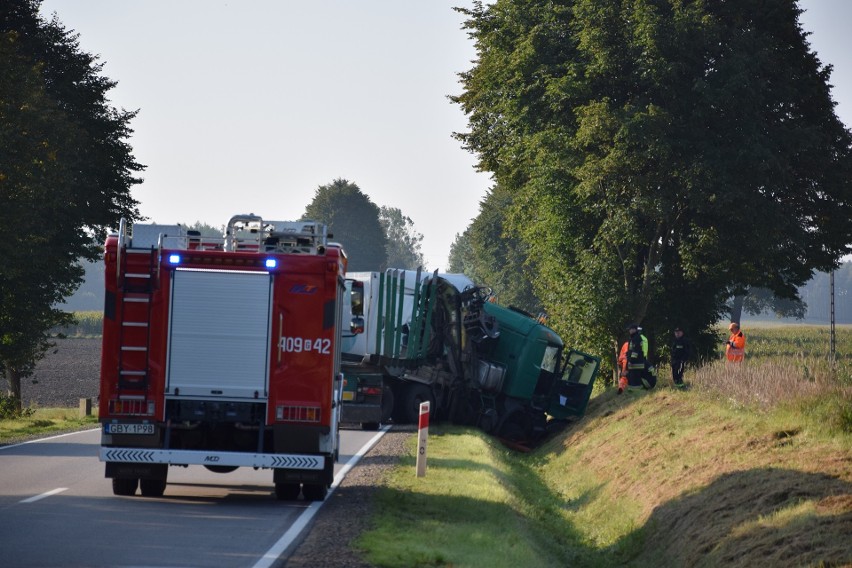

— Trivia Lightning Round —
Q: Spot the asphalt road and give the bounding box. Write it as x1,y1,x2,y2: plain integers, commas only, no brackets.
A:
0,426,387,568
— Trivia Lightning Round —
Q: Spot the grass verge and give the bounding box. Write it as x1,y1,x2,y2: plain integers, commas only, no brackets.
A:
356,385,851,567
0,408,98,446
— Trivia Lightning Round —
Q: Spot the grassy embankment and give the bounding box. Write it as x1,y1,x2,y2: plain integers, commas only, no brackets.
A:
357,326,852,567
0,409,98,445
1,324,850,565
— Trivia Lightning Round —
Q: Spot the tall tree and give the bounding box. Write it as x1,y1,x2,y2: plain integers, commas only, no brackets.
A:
448,229,475,276
302,178,388,272
463,186,541,313
379,206,425,270
0,1,143,407
454,0,852,368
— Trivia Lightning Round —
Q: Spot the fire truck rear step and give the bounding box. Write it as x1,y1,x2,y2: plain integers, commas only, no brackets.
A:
99,447,325,470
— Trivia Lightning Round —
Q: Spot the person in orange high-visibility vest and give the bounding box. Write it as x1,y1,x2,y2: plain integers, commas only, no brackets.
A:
725,322,746,362
617,338,629,394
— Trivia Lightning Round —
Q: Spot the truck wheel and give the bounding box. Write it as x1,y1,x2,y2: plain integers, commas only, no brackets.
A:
274,482,301,501
140,478,167,497
401,384,433,424
204,465,239,474
302,483,328,501
498,412,531,442
478,408,498,433
112,478,138,496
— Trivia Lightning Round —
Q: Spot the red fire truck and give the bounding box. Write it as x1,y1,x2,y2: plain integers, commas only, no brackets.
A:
98,214,346,501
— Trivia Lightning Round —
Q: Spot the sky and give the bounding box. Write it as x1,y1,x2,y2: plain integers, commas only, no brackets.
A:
37,1,852,271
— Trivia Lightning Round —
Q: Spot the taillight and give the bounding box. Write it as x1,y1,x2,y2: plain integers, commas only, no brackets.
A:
109,398,155,416
276,404,321,423
359,387,382,396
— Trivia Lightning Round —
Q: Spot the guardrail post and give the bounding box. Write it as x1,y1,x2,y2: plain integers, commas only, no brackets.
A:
416,401,430,478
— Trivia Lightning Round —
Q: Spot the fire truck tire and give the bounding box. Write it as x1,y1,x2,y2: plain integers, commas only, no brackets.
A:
274,482,301,501
400,384,434,424
204,465,239,474
302,483,328,502
112,478,138,496
140,478,167,497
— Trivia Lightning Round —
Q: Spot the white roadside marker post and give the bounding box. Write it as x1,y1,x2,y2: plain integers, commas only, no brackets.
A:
416,401,430,477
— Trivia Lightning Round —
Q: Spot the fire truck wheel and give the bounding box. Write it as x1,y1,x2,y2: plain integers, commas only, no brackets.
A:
112,478,139,496
204,465,239,474
140,478,167,497
274,482,301,501
302,483,328,502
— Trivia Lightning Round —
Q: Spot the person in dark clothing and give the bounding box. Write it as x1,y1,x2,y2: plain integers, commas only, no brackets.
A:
623,324,656,391
670,326,691,388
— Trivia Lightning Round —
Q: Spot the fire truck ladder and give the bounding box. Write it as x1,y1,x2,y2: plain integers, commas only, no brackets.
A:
116,243,157,392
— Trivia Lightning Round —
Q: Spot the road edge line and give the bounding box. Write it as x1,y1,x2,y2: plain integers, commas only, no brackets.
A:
252,425,391,568
0,428,101,451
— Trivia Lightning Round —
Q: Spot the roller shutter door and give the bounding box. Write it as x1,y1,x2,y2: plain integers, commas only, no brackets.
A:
167,268,272,398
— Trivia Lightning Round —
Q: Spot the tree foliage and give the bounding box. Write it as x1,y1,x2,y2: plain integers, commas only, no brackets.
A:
182,221,224,237
448,186,541,313
379,206,425,270
453,0,852,370
0,1,143,404
302,178,388,272
448,229,475,276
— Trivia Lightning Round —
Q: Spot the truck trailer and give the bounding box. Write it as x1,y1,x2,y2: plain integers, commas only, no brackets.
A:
98,214,346,501
340,269,601,441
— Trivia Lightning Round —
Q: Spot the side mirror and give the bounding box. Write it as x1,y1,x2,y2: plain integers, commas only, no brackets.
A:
350,316,365,335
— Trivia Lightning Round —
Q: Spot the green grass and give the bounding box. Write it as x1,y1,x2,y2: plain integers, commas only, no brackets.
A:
3,325,850,564
356,325,852,567
360,426,584,567
358,387,850,567
0,408,98,445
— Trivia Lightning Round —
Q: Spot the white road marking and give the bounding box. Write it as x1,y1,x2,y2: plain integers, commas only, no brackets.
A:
20,487,68,503
252,426,390,568
0,428,100,451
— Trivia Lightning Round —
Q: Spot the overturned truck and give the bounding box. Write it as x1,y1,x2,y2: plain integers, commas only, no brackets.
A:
340,270,600,441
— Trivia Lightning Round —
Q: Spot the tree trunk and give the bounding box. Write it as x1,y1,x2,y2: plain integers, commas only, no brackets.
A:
730,295,745,324
4,366,23,412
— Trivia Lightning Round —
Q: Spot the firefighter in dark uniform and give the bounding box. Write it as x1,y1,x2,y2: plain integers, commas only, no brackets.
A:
670,326,691,388
625,324,656,390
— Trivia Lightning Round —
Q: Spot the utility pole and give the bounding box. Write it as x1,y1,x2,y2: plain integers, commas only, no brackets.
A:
830,270,836,363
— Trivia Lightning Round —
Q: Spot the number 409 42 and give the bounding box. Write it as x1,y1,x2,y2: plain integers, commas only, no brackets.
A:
279,336,331,354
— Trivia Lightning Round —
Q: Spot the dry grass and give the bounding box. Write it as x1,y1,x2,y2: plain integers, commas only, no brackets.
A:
545,386,852,566
690,357,850,412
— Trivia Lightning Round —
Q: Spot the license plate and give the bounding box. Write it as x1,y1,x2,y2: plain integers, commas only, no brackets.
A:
105,423,155,435
341,391,354,401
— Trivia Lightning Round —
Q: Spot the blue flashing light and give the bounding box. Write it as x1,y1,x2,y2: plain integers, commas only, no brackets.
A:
168,254,181,265
265,258,278,269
